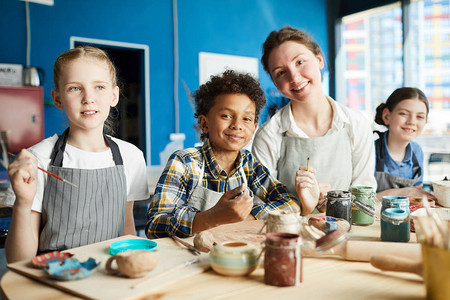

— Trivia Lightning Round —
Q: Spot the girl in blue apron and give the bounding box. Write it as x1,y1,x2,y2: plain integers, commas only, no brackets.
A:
5,46,149,263
374,87,436,201
252,27,377,215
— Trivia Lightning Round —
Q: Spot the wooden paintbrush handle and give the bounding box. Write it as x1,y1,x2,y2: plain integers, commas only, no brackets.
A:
370,255,422,276
344,240,421,262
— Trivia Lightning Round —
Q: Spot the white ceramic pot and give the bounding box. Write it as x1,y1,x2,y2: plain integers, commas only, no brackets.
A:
432,180,450,207
209,241,261,276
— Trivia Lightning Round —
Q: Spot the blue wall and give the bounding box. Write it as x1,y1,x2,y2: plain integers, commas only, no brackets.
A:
0,0,327,165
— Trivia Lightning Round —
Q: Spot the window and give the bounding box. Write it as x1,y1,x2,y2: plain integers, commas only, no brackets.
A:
337,0,450,182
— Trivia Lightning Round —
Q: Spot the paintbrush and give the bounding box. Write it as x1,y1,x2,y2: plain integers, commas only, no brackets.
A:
8,152,78,189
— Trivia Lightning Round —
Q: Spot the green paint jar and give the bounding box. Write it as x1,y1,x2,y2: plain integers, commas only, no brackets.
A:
350,186,375,226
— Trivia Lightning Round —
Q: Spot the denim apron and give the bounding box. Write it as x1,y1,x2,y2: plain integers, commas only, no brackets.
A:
39,128,127,252
374,131,421,193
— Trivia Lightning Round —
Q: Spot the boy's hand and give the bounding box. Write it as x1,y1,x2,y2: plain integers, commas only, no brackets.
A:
210,183,253,224
295,166,320,215
8,149,37,208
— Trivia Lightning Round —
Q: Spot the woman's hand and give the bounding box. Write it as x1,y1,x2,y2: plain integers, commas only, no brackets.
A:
8,149,38,208
295,167,320,215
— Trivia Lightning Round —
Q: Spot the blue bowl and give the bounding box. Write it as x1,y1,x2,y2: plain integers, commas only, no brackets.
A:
110,239,157,255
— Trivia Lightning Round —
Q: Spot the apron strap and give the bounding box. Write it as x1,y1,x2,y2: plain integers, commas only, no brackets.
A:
374,130,386,172
375,130,421,175
50,128,123,167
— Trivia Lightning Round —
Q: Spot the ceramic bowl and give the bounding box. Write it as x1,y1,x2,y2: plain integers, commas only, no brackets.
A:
432,180,450,207
209,241,261,276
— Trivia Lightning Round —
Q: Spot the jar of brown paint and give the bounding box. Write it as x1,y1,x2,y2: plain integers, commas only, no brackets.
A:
264,232,302,287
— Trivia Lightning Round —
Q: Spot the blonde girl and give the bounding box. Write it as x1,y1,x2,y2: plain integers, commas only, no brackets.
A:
4,46,149,263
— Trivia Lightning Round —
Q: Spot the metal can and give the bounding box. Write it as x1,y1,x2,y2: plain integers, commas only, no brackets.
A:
350,186,375,226
381,207,410,242
325,190,352,230
264,233,302,286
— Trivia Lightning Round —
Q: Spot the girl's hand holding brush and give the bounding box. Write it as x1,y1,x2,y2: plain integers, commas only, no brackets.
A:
8,149,38,207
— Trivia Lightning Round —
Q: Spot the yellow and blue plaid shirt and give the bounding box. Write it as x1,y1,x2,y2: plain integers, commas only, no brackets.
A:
146,140,299,238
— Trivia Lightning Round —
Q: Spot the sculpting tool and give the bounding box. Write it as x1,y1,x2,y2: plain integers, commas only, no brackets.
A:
170,234,201,255
8,152,78,189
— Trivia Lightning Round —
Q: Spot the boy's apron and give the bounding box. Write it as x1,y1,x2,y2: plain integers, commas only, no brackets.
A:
39,128,127,252
188,156,261,211
374,131,421,193
276,126,353,202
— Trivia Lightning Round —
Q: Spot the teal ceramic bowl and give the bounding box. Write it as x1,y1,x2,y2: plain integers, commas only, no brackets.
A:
110,239,157,255
209,241,261,276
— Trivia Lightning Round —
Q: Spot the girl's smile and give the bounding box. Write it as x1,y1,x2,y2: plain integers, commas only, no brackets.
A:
383,98,427,143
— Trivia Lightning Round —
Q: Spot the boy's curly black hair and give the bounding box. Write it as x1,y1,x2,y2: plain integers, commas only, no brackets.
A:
193,69,266,142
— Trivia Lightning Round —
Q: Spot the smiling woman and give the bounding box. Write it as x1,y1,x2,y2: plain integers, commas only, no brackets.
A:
252,27,377,216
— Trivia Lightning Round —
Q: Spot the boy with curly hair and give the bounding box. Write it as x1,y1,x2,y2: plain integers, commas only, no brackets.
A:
146,70,299,238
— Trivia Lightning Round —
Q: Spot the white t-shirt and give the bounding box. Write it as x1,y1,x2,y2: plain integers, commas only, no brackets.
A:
252,96,377,189
3,134,150,212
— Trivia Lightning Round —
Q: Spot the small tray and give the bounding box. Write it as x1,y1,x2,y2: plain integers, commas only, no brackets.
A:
110,239,157,255
30,251,74,269
44,258,100,281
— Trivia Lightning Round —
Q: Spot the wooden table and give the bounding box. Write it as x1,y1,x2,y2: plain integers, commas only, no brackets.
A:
1,219,425,300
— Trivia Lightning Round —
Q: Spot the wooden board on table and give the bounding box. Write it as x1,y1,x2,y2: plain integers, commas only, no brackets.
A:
7,235,210,300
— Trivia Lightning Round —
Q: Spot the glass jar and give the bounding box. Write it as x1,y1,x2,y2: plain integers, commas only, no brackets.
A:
381,207,410,242
351,186,375,226
381,196,410,234
264,233,302,286
381,196,410,213
325,190,352,230
266,210,301,234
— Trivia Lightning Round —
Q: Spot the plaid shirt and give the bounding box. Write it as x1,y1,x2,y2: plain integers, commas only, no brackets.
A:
146,140,299,238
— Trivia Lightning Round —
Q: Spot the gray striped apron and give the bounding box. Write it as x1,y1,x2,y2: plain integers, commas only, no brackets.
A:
39,129,127,252
277,126,352,205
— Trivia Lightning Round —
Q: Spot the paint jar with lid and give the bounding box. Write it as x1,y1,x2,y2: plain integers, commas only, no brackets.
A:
266,210,302,234
325,190,352,230
381,196,410,214
350,186,376,226
380,207,410,242
264,233,302,286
